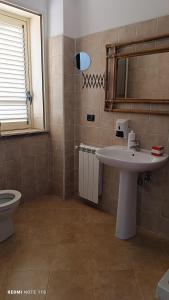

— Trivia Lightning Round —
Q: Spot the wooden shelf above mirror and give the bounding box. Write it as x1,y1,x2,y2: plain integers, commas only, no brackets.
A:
105,33,169,115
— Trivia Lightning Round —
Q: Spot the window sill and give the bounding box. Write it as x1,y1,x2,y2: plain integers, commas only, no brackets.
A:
0,129,49,138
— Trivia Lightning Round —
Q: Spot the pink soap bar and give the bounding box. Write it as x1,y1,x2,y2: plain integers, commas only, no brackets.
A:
152,146,164,151
151,152,164,157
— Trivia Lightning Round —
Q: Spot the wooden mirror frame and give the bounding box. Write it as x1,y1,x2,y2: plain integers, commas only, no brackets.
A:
105,34,169,115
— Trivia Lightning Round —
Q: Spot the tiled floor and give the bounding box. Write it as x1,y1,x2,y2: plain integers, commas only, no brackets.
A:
0,195,169,299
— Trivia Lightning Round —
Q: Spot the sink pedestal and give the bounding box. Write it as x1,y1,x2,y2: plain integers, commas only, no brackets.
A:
96,145,168,240
116,171,138,240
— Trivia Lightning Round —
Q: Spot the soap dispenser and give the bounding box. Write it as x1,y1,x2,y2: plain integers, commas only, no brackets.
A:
116,119,129,138
128,130,136,149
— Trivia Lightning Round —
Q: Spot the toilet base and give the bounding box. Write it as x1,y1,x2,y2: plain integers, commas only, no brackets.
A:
0,218,14,242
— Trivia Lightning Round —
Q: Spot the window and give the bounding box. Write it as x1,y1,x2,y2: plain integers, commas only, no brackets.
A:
0,4,46,134
0,10,32,131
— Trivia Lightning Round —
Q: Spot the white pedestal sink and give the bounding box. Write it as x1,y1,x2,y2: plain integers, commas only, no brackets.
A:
96,146,168,240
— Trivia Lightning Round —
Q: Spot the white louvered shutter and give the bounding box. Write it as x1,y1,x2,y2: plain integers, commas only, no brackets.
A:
0,12,31,129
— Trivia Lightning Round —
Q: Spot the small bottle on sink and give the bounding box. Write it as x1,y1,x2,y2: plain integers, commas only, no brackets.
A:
128,130,136,150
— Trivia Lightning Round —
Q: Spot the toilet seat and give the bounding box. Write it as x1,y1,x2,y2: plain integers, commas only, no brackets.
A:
0,190,21,208
0,190,21,242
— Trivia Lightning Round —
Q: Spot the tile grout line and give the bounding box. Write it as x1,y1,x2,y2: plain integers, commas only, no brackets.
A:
44,271,51,300
132,263,145,300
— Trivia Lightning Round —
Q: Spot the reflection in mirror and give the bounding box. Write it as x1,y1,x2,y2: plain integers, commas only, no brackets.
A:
116,52,169,99
75,52,91,71
116,58,127,98
105,35,169,114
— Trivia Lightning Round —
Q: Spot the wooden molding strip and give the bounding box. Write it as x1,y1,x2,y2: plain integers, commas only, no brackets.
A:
114,99,169,104
114,46,169,59
106,33,169,49
104,108,169,116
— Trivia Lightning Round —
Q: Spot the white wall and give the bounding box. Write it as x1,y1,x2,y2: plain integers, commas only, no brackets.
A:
2,0,48,37
63,0,77,38
48,0,76,38
48,0,78,37
48,0,63,37
47,0,78,38
65,0,169,38
2,0,47,15
6,0,169,39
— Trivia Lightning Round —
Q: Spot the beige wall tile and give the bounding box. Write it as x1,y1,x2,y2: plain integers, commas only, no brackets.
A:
85,126,100,146
157,15,169,35
136,18,157,39
157,216,169,238
76,32,100,55
4,139,21,162
48,35,63,57
64,36,75,54
118,24,137,43
73,15,169,238
48,35,66,198
79,108,100,128
98,127,114,146
99,28,118,54
0,135,51,201
0,163,6,189
5,160,21,191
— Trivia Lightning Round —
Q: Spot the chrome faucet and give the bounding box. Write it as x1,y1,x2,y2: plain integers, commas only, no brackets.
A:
130,140,141,152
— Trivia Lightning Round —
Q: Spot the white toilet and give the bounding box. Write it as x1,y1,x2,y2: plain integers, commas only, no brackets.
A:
156,269,169,299
0,190,21,242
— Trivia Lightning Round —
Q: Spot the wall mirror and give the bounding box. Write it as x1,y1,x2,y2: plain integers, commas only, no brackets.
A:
75,52,91,71
105,34,169,115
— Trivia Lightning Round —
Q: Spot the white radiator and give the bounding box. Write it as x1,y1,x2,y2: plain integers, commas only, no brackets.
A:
79,144,102,204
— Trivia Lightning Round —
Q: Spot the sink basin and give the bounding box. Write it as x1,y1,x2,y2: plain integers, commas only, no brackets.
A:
96,145,168,172
96,145,168,240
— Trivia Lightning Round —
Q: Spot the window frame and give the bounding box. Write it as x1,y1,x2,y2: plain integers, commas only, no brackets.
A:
0,9,33,131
